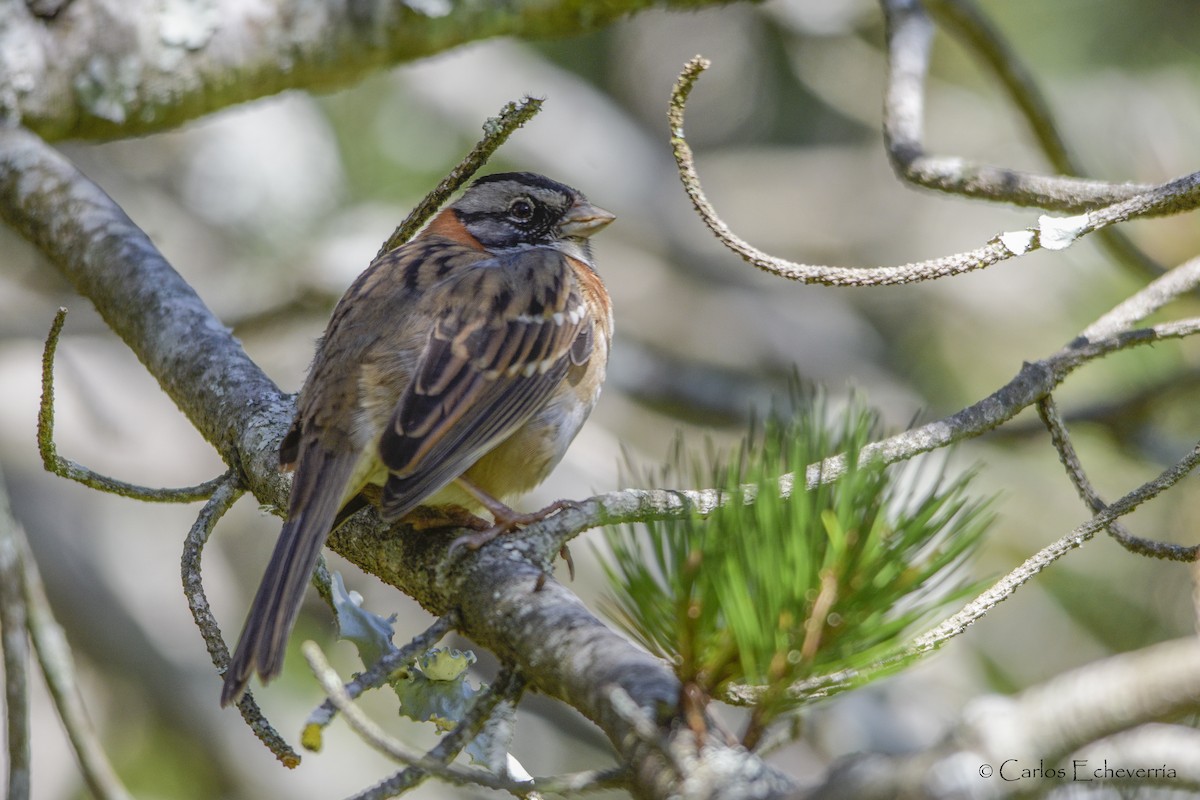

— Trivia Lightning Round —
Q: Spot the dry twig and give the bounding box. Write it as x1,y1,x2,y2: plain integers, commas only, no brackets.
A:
38,307,227,502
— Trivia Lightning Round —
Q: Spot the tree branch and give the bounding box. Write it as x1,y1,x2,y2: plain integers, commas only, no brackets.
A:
1037,395,1197,561
0,470,31,800
303,643,536,794
6,4,1198,788
3,472,134,800
669,56,1200,287
879,0,1155,211
910,0,1163,277
807,637,1200,798
3,0,729,141
38,307,230,502
302,613,455,740
0,126,292,503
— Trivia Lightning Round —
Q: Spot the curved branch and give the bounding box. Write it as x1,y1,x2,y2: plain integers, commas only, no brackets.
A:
880,0,1154,211
911,438,1200,654
802,313,1200,485
909,0,1164,277
5,0,728,141
920,0,1076,174
303,613,455,739
179,473,302,767
0,126,292,501
303,644,536,793
1037,396,1197,562
671,56,1200,287
38,307,230,502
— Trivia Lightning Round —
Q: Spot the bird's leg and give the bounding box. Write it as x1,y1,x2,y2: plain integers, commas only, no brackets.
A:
448,476,580,553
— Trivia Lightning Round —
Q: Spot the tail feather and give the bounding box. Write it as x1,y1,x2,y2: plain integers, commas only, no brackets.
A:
221,449,357,706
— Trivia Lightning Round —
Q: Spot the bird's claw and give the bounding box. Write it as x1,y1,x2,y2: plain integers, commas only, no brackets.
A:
445,499,580,557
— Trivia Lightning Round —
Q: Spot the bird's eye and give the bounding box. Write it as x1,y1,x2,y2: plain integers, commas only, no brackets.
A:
508,198,535,222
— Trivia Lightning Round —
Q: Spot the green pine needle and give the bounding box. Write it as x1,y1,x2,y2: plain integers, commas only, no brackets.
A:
599,391,992,736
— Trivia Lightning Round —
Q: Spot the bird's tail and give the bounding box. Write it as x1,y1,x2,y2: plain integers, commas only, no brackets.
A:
221,451,357,706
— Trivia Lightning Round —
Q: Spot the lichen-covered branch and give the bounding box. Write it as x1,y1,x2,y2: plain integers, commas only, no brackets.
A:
904,0,1163,276
1037,396,1198,562
879,0,1155,211
2,0,729,141
0,473,32,800
669,56,1200,287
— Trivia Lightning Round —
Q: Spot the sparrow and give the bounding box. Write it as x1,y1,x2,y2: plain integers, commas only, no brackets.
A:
221,172,614,706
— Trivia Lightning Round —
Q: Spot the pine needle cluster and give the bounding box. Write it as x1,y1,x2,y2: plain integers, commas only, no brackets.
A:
601,393,992,744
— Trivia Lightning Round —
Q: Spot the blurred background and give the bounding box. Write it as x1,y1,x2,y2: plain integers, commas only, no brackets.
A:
2,0,1200,796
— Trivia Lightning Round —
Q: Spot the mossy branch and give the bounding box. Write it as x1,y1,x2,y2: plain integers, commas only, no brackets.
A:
37,307,229,502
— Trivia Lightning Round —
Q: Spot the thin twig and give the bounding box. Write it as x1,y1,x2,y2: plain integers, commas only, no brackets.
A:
528,312,1200,557
755,437,1200,705
988,366,1200,444
18,507,133,799
303,613,455,740
38,307,227,502
304,641,621,796
670,55,1200,287
1038,395,1197,561
376,97,544,256
879,0,1154,212
233,89,581,339
923,0,1076,173
347,667,529,800
0,471,31,800
1080,255,1200,341
918,0,1162,277
800,316,1200,490
180,471,302,767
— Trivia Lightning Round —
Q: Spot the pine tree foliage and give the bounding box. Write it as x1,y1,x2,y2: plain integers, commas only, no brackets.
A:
601,393,993,739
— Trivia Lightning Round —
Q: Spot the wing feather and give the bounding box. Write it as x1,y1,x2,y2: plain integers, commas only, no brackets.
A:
376,249,585,520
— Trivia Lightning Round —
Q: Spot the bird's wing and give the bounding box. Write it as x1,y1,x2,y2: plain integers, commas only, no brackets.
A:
377,247,588,519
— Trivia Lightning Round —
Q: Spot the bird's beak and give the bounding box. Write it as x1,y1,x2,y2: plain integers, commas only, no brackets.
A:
560,201,616,238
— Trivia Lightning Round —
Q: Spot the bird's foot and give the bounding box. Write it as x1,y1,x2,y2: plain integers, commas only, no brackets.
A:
447,496,582,555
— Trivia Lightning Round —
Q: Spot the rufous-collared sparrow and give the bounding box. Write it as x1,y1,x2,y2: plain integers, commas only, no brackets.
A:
221,172,614,706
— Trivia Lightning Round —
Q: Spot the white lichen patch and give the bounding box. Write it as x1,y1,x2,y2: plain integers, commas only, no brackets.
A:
1037,212,1091,251
997,229,1036,255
